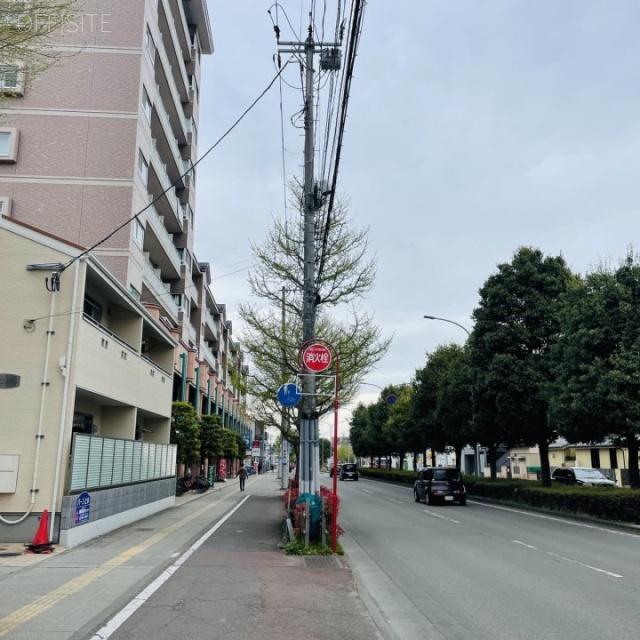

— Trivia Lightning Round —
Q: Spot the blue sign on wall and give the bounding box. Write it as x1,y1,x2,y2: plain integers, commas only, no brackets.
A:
74,491,91,525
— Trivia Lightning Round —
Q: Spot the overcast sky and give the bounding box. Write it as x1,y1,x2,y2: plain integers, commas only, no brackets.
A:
194,1,640,433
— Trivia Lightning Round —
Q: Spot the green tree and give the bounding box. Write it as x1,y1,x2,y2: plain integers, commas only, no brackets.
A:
414,344,473,470
319,437,332,467
349,403,376,461
200,414,224,460
550,253,640,488
239,190,391,456
337,442,355,463
171,402,200,465
221,428,239,460
234,432,248,460
469,247,574,484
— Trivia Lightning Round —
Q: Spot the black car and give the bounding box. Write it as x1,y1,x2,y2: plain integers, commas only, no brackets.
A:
413,467,466,505
551,467,615,487
340,463,359,481
329,464,341,478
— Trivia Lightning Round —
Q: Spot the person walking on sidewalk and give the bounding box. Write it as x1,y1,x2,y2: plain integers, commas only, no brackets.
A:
238,463,248,491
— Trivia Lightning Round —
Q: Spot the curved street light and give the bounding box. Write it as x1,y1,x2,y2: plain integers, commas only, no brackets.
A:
423,315,470,337
423,314,481,477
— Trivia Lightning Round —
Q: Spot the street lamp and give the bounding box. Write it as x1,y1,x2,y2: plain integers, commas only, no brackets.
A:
423,314,481,477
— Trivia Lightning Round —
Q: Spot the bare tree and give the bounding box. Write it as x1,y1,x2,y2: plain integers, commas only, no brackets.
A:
1,1,77,99
239,189,391,447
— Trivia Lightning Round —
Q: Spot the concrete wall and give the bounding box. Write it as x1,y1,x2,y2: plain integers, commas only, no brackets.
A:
59,477,176,548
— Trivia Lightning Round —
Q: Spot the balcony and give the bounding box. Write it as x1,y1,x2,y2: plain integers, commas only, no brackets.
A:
184,320,197,347
144,204,181,279
154,40,185,132
199,342,218,373
147,144,182,233
151,88,185,186
155,24,188,104
142,257,179,325
167,0,192,60
204,308,219,341
75,316,172,416
157,0,190,98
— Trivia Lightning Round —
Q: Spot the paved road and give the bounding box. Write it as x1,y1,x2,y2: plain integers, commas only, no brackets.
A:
0,474,382,640
331,476,640,640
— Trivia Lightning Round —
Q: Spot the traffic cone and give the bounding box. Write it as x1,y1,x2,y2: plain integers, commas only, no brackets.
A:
25,509,53,554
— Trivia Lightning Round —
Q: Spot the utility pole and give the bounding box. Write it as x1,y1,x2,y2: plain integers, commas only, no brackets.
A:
280,286,289,489
279,24,341,495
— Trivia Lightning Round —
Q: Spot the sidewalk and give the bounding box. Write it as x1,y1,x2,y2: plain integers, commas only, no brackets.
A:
0,472,385,640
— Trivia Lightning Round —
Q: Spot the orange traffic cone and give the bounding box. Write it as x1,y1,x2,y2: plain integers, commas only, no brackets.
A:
25,509,53,554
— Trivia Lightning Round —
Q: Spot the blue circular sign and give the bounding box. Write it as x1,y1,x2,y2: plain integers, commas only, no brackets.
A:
386,394,398,406
277,383,302,407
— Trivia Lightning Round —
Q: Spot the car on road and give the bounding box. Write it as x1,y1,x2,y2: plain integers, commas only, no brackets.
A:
413,467,467,505
551,467,615,487
340,463,359,481
329,464,342,478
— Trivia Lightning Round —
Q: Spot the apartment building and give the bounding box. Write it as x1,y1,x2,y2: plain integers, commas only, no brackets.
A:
0,1,249,421
0,2,250,544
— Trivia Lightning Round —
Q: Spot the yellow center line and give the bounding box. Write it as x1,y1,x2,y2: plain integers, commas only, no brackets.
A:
0,494,231,637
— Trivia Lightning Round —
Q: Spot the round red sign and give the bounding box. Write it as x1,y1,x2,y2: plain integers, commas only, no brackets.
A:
302,343,332,373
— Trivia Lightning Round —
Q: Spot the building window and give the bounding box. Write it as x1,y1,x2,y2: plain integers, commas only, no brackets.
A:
0,66,24,96
142,86,152,122
145,25,156,59
0,128,19,163
133,218,145,248
138,150,149,184
0,196,11,215
84,295,103,323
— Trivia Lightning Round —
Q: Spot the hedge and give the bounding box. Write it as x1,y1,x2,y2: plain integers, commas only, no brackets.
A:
359,467,640,525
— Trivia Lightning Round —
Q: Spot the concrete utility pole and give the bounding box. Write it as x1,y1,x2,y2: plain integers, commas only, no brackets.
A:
279,26,341,495
280,286,289,489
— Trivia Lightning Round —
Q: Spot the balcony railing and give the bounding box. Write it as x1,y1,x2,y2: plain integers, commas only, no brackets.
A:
204,309,219,336
146,204,181,276
158,0,189,96
154,86,184,181
142,258,179,323
185,320,197,345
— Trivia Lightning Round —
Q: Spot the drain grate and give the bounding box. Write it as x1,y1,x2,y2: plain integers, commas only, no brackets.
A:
304,556,342,569
0,553,22,558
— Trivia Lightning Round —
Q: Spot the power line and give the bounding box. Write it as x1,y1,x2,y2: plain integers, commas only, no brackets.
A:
58,62,292,274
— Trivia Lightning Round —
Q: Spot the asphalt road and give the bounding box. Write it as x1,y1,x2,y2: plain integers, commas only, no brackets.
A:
329,475,640,640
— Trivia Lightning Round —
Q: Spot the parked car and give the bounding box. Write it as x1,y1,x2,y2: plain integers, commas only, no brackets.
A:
551,467,615,487
329,464,342,478
340,463,359,481
413,467,467,505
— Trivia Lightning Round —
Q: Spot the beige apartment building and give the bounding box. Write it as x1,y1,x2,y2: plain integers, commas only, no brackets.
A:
0,1,250,544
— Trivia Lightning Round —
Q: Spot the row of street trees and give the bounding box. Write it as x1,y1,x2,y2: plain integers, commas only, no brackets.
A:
350,247,640,489
171,402,247,479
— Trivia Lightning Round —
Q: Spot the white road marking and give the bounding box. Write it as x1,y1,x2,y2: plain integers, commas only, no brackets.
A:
512,539,623,578
473,500,640,538
362,488,375,494
512,539,537,550
89,495,251,640
383,496,404,504
547,552,623,578
423,510,460,524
